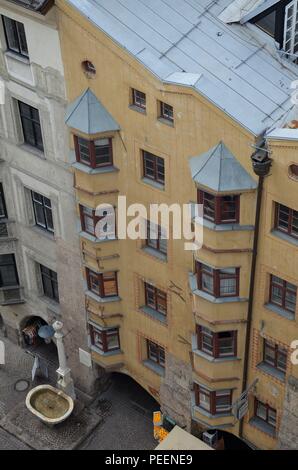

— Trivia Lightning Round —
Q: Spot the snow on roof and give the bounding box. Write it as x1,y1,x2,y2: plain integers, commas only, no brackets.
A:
66,0,297,136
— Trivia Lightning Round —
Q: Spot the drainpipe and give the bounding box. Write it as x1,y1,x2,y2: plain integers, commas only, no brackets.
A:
239,148,272,439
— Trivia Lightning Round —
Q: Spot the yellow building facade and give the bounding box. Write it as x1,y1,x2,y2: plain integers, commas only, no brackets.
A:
56,0,298,450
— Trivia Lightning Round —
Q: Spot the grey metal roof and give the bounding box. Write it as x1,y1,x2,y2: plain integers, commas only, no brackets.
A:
65,88,120,135
189,141,257,192
67,0,297,136
6,0,54,13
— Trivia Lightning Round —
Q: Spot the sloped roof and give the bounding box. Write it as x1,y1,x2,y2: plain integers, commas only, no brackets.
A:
189,142,257,192
6,0,54,14
66,0,297,136
65,88,120,135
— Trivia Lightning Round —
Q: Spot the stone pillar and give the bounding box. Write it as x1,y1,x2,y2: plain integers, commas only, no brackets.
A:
53,321,76,400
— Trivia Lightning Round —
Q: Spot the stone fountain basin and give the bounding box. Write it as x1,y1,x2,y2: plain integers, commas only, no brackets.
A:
26,385,74,426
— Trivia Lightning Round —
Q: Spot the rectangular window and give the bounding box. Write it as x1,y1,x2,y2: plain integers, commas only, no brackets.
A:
146,221,167,255
132,89,146,110
269,274,297,314
31,192,54,233
197,326,237,358
194,384,232,415
255,399,277,430
0,254,19,287
74,136,113,168
40,265,59,303
159,101,174,123
87,269,118,298
143,150,165,185
275,203,298,239
2,16,28,57
0,183,7,219
147,340,165,367
80,205,116,239
198,190,239,224
90,325,120,353
263,339,287,373
196,262,239,298
18,102,43,151
144,283,167,316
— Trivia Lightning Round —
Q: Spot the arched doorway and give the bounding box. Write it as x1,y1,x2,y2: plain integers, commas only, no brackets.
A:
204,428,252,450
20,316,58,367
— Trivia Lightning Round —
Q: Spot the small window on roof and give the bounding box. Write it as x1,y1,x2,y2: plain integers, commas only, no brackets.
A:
255,10,276,37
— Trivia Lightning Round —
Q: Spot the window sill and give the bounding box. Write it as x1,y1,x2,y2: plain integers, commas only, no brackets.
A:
39,296,60,314
189,204,254,231
30,225,55,240
141,177,165,191
249,417,276,438
264,302,295,321
189,274,247,304
91,345,122,357
271,229,298,247
257,362,286,382
143,359,165,377
5,50,30,65
129,105,147,115
72,162,119,175
193,405,233,420
157,117,174,128
142,246,167,263
193,349,239,363
85,290,121,304
139,306,167,325
79,231,117,244
20,144,45,159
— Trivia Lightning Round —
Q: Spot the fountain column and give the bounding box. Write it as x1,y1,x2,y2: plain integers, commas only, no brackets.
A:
53,321,76,400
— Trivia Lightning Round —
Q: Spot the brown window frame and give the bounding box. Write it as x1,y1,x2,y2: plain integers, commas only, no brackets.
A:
269,274,297,314
194,383,233,415
159,101,174,123
142,150,165,185
144,283,167,316
146,221,167,255
263,339,287,373
198,190,240,225
197,325,237,358
74,135,113,169
275,203,298,239
147,340,165,368
254,399,277,429
132,88,146,110
86,269,118,298
90,324,120,353
79,206,101,236
196,262,239,298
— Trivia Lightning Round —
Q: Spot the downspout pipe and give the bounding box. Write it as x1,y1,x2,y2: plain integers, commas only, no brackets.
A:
239,148,272,439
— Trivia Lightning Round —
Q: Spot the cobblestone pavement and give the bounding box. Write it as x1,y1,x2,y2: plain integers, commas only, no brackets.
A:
0,427,31,450
80,373,158,450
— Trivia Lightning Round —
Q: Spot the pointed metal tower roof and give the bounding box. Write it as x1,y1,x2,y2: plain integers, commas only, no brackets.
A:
65,88,120,135
189,142,257,193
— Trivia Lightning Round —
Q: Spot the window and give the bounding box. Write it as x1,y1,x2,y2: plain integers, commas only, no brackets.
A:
90,325,120,353
40,265,59,303
196,262,239,298
255,399,277,430
255,10,276,37
143,150,165,185
263,339,287,373
87,269,118,298
146,221,167,255
283,0,298,57
147,340,165,367
194,384,232,415
31,192,54,233
80,205,116,239
275,203,298,239
197,326,237,358
159,101,174,123
269,275,297,314
144,283,167,316
198,190,240,224
132,89,146,110
80,206,100,237
0,183,7,219
2,16,28,58
74,136,113,168
18,102,43,151
0,254,19,287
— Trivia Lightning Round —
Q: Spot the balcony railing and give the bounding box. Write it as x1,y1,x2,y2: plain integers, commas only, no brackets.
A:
0,286,25,305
